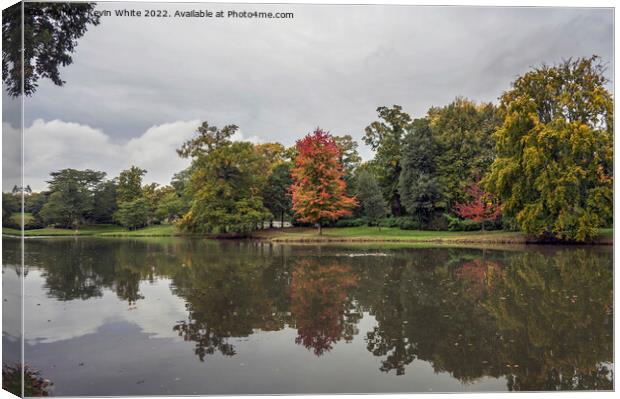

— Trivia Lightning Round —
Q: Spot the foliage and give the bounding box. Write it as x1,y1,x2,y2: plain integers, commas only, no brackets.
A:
444,213,482,231
116,166,146,204
2,192,20,228
399,118,443,226
355,170,386,225
154,190,187,223
333,134,362,194
39,168,105,228
376,216,421,230
333,218,366,227
177,122,270,235
291,128,357,233
92,180,117,223
453,182,501,231
262,162,293,226
114,197,151,230
428,97,501,208
25,191,48,217
2,2,101,97
483,56,613,241
364,105,413,216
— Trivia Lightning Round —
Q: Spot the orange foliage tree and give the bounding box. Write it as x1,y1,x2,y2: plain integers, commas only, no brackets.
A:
453,182,501,231
291,128,357,235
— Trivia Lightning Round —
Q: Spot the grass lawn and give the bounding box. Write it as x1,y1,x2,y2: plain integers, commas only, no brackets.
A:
2,224,182,237
254,226,613,244
3,223,612,244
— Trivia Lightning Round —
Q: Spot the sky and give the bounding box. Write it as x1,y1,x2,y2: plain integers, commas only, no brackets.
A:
2,3,614,191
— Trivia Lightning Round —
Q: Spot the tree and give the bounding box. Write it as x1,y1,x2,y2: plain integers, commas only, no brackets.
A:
116,166,146,204
333,134,362,194
177,122,270,235
428,97,501,208
453,183,501,231
364,105,412,216
262,162,293,228
255,142,288,170
355,170,386,226
39,168,105,228
399,118,443,226
114,198,150,230
92,180,117,224
154,189,187,223
2,192,20,228
483,56,613,241
291,128,357,235
2,2,101,97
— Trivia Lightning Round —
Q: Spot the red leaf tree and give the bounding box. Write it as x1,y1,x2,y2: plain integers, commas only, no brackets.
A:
453,183,501,231
291,128,357,235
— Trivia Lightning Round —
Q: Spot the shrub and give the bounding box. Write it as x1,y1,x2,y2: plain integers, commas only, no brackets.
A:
334,218,366,227
445,213,481,231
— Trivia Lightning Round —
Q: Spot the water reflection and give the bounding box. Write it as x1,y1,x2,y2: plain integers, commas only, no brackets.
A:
12,238,613,393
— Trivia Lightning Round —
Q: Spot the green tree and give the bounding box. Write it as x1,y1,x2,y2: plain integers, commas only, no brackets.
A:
92,180,117,224
262,162,293,228
2,2,101,97
24,191,47,216
364,105,413,216
39,168,105,228
333,134,362,194
428,97,501,208
355,170,386,226
116,166,146,204
177,122,270,235
399,118,443,226
484,56,613,241
154,189,187,223
114,197,150,230
2,192,20,228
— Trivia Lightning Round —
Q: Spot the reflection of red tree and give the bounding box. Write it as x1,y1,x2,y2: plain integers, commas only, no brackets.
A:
457,259,501,298
290,261,358,356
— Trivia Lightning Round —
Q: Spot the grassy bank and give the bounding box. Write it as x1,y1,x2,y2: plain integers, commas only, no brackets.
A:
2,224,184,237
253,226,613,244
3,224,612,244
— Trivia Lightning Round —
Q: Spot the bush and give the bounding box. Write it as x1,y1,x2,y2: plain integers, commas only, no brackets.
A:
398,218,421,230
445,213,481,231
377,216,421,230
23,218,45,230
334,218,366,227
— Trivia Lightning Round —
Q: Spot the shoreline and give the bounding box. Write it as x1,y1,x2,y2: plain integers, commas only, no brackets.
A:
2,226,613,245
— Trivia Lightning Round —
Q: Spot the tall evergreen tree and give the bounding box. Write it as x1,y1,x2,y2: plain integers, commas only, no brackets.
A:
355,170,386,226
364,105,413,216
399,119,443,226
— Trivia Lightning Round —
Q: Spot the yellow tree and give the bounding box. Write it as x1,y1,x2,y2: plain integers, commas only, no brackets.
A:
484,56,613,241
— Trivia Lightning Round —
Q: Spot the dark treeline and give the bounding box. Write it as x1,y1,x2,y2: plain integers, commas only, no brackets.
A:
2,56,613,241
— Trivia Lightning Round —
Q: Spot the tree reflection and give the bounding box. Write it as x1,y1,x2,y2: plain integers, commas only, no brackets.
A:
171,242,292,360
19,238,613,391
290,260,360,356
364,247,613,390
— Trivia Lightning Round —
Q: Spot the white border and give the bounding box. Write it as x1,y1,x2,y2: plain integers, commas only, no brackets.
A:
0,1,616,399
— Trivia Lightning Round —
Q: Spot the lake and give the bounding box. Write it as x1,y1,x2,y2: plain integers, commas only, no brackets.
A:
2,237,613,395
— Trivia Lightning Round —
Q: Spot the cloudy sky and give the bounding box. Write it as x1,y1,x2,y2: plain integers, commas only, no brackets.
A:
3,3,614,191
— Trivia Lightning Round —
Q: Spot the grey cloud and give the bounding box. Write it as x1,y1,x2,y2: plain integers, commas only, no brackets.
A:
17,4,613,182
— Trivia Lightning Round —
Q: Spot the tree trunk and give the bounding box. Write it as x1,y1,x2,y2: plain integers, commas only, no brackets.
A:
318,223,322,236
481,221,485,232
269,219,273,229
281,211,285,229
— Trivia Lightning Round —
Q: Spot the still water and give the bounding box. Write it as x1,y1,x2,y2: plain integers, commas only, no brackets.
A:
2,237,614,395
